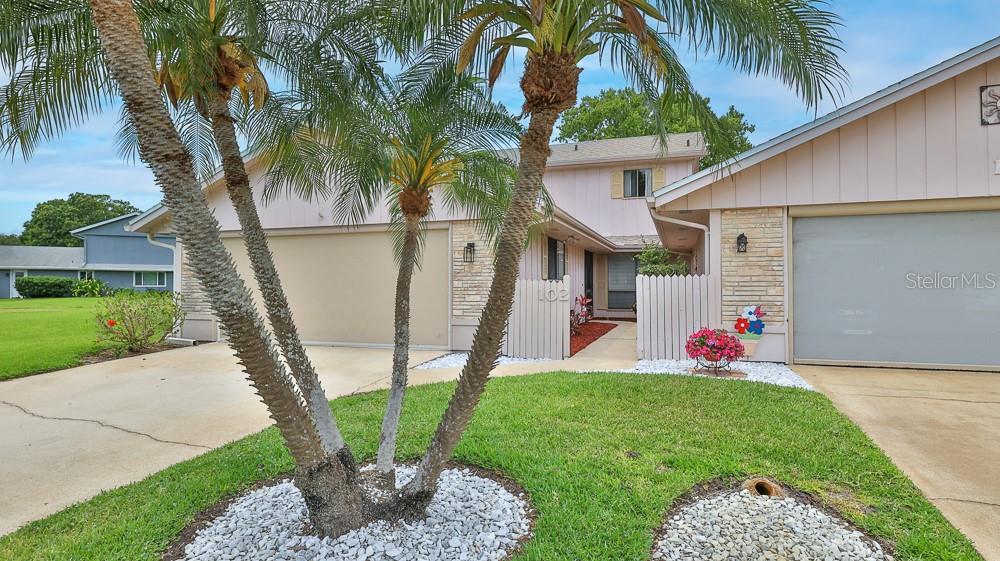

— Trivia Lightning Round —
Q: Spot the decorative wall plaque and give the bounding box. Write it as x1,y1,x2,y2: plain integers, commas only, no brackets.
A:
981,84,1000,125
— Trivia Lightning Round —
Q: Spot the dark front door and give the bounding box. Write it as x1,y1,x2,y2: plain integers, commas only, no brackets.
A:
584,250,594,311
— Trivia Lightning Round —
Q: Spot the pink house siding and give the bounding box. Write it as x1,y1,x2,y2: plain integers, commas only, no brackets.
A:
542,159,695,237
664,62,1000,210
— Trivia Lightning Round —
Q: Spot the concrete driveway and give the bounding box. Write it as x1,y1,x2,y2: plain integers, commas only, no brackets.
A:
0,322,637,536
798,365,1000,561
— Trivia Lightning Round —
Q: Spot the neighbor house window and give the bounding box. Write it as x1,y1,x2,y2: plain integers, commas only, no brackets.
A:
133,271,166,288
607,253,637,309
623,168,651,198
78,271,94,280
546,237,566,279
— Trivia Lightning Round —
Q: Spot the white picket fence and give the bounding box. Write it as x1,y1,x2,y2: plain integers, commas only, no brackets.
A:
503,275,570,360
636,274,721,360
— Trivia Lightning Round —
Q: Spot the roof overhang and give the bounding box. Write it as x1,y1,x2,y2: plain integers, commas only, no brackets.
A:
652,35,1000,208
70,212,140,239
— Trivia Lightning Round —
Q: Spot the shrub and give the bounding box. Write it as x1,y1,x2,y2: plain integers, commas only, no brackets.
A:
636,244,689,276
72,278,111,297
95,291,185,352
14,275,77,298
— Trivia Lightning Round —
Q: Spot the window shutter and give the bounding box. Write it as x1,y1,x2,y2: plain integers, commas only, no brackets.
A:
541,238,549,280
653,166,666,188
610,169,624,199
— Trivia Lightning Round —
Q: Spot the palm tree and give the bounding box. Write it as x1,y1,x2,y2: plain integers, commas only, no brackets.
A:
386,0,848,504
130,0,382,462
261,66,523,486
2,0,374,535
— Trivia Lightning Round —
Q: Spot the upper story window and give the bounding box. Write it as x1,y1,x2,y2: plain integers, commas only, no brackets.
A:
624,168,651,198
134,271,167,288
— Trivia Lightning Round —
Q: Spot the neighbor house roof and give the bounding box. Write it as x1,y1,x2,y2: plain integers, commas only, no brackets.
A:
0,246,85,270
69,212,140,236
652,34,1000,206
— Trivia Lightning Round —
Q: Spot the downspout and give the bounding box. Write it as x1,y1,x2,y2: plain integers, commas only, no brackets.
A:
646,200,711,274
145,233,191,343
145,232,175,253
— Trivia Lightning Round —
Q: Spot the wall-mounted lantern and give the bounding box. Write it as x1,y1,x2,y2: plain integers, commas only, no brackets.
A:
463,242,476,263
736,233,748,253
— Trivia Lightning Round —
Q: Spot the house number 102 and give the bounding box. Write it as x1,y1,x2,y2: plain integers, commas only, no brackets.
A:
539,286,570,302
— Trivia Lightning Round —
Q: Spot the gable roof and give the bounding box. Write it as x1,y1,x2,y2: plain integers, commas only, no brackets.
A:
653,34,1000,206
0,246,85,269
129,133,707,234
70,213,140,237
500,132,705,167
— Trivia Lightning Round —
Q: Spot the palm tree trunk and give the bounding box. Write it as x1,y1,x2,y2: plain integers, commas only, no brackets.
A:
401,117,565,504
88,0,367,537
374,215,421,482
202,92,351,465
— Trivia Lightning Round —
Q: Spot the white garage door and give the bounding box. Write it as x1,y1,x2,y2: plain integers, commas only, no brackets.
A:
224,228,450,348
793,210,1000,370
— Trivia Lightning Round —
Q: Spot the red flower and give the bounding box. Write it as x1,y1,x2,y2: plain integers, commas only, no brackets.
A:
734,317,750,334
106,319,117,328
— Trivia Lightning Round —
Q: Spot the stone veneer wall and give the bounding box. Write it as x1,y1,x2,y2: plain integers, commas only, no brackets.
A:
720,207,785,324
451,220,496,322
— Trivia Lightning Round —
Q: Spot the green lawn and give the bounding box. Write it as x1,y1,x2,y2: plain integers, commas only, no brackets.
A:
0,297,109,381
0,373,981,560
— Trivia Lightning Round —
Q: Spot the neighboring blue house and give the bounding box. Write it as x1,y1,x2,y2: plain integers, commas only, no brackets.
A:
0,213,175,298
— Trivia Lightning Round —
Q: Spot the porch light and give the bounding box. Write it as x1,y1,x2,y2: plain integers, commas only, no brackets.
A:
464,242,476,263
736,233,748,253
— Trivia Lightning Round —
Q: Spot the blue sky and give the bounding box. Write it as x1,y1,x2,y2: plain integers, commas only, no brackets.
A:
1,0,997,234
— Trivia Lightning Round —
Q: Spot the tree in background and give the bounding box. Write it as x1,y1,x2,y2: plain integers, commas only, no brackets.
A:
556,88,755,167
0,233,20,245
20,193,139,247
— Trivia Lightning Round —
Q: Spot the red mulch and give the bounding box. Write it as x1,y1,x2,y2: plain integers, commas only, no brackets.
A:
570,321,617,356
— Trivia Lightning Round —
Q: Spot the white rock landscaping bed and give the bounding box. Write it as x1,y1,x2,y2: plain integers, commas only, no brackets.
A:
654,490,892,561
415,352,548,370
181,466,532,561
629,360,813,390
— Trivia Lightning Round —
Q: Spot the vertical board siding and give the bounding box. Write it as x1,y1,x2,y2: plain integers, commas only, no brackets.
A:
636,275,721,360
503,275,570,359
672,63,1000,211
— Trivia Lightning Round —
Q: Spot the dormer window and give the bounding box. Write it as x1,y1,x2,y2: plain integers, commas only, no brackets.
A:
623,168,651,198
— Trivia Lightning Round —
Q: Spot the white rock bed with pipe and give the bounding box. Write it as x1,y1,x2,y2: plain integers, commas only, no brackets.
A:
653,489,892,561
180,466,532,561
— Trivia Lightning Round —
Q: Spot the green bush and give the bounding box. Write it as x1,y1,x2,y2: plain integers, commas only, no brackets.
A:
95,291,185,352
13,275,77,298
636,244,689,276
72,278,112,297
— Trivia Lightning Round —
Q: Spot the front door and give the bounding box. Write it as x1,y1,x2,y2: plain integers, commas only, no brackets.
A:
11,270,26,298
584,250,594,311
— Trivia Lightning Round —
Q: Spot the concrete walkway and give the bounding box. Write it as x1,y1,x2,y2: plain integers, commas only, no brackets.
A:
0,321,636,535
798,365,1000,561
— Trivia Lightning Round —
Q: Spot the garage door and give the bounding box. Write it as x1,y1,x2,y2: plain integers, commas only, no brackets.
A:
793,210,1000,369
224,228,449,347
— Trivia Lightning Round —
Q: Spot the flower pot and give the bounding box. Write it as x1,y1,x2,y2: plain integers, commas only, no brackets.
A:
704,352,721,363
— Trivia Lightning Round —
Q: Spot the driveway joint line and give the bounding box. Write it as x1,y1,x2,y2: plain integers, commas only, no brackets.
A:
845,393,1000,405
0,400,213,450
928,496,1000,508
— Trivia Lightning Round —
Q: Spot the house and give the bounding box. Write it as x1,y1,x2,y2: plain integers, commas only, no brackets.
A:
127,132,707,347
648,36,1000,371
0,214,175,298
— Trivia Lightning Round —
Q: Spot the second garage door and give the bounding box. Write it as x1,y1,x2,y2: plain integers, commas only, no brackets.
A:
792,210,1000,370
224,228,450,348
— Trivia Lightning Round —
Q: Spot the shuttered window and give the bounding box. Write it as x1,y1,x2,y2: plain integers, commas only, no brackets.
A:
624,168,651,198
608,253,637,309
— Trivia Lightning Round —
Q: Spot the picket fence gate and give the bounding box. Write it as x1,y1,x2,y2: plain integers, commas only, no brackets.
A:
502,275,570,360
636,274,721,360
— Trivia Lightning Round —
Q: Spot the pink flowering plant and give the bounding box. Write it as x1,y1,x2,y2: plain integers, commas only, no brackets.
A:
686,328,745,374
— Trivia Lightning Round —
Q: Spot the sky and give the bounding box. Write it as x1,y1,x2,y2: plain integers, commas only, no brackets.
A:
1,0,998,234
